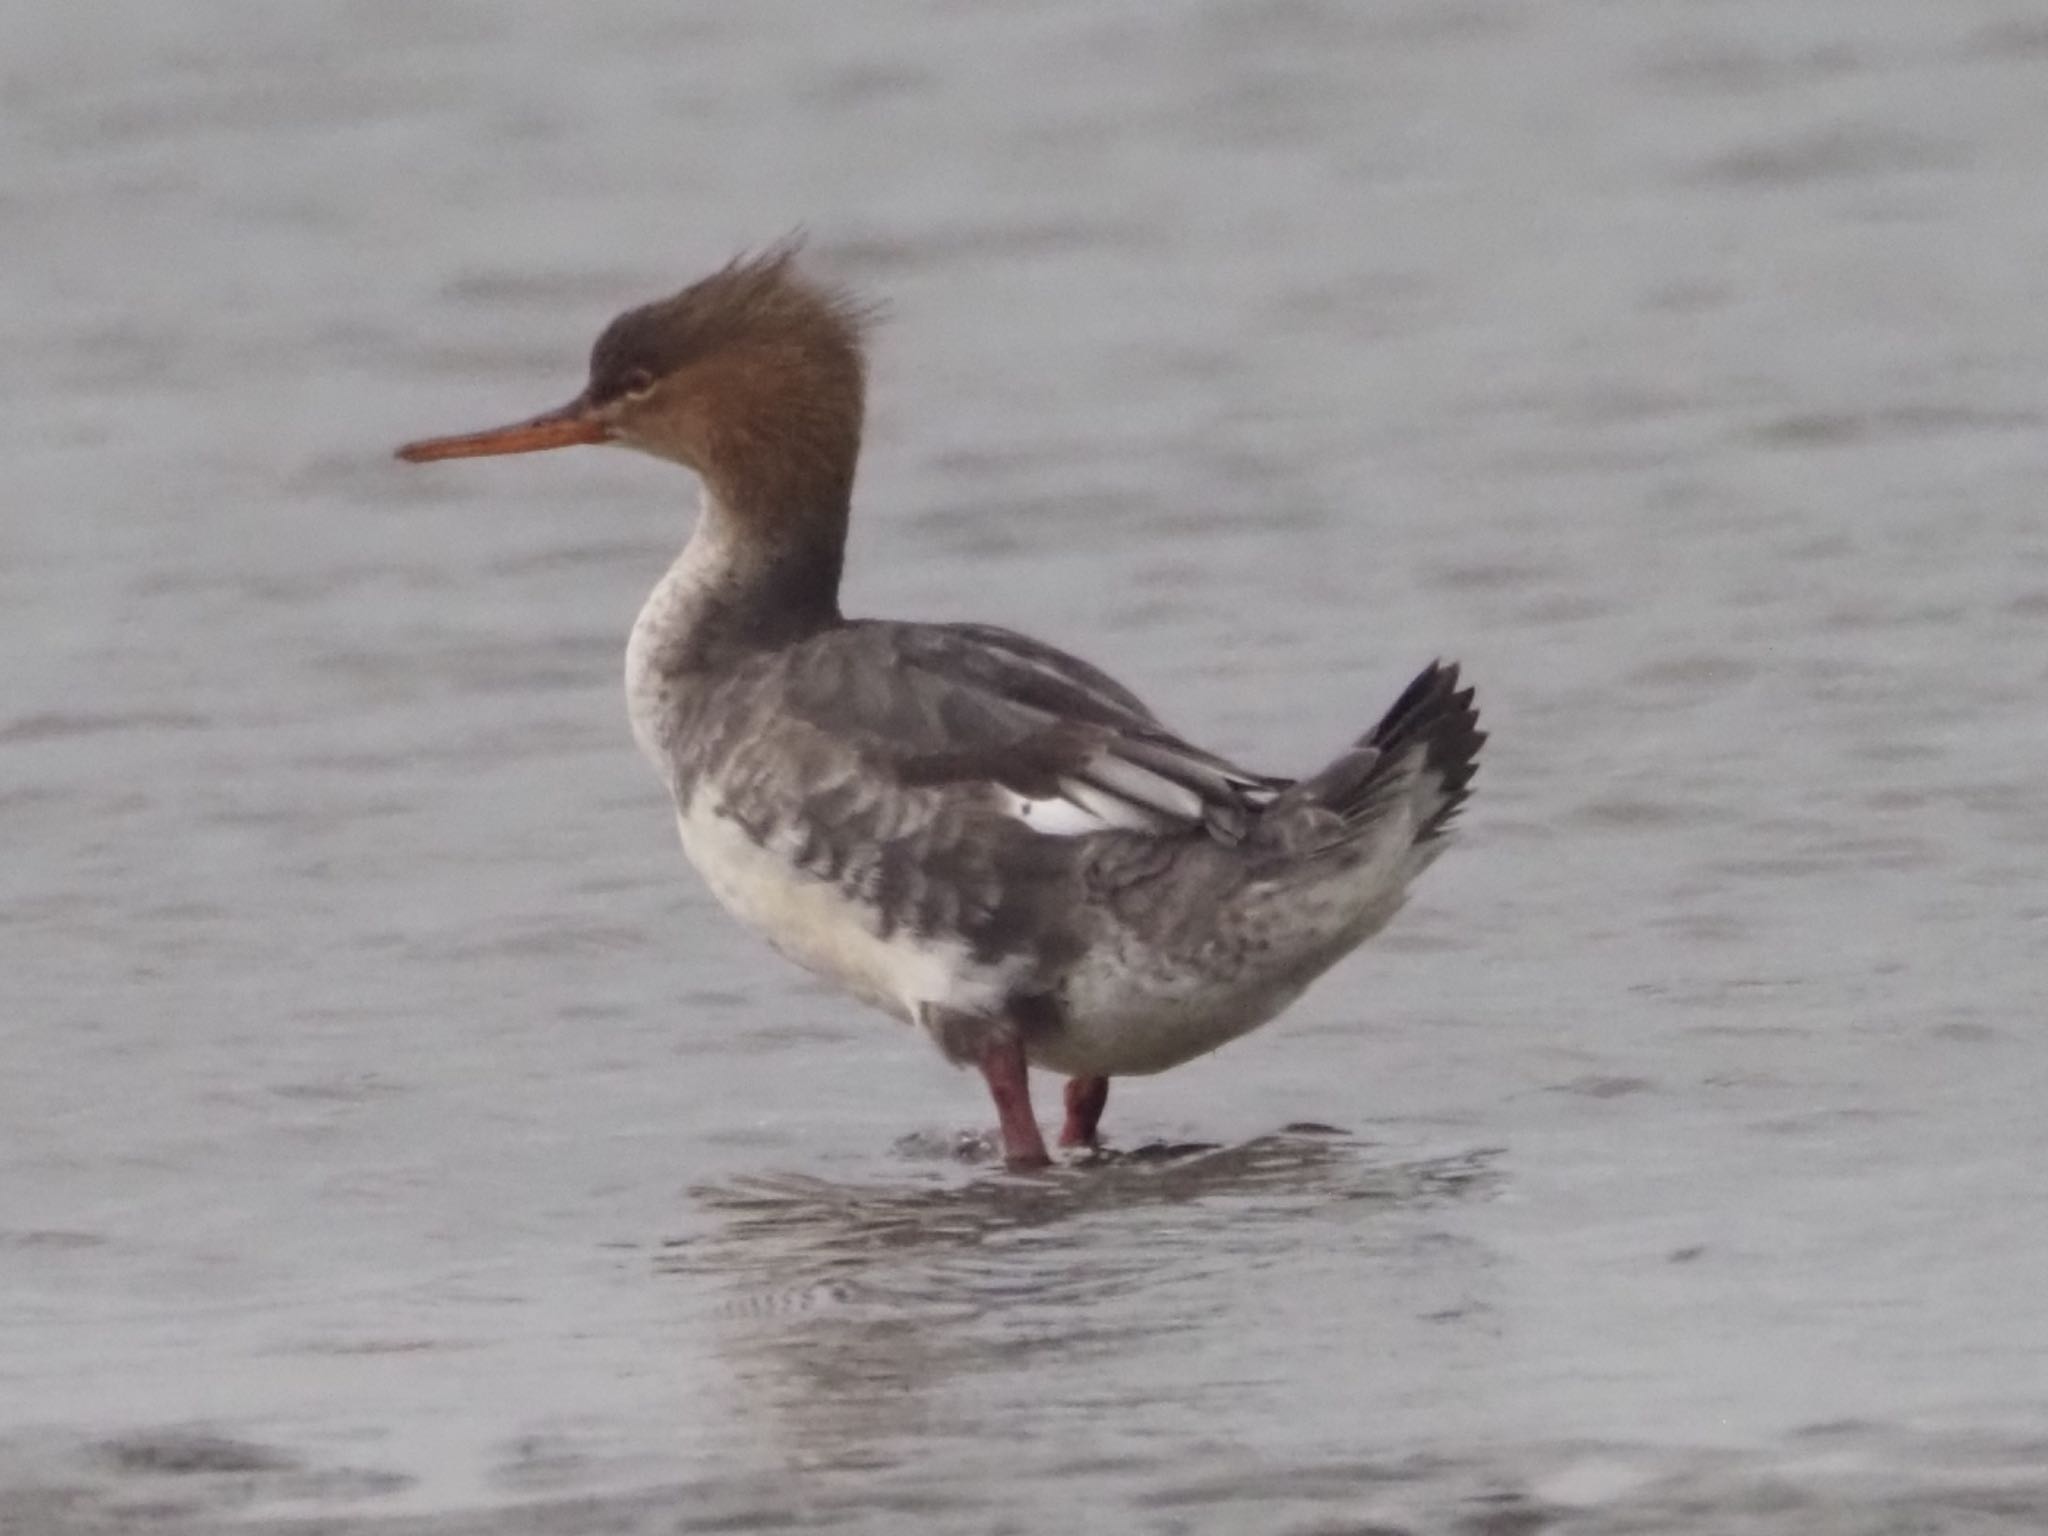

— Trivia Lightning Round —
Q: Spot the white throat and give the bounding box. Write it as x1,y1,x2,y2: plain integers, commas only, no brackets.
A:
623,489,736,776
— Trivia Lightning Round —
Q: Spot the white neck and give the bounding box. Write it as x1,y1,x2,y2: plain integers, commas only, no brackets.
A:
623,490,737,775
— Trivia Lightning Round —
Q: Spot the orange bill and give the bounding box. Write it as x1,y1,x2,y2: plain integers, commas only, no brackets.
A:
395,397,609,462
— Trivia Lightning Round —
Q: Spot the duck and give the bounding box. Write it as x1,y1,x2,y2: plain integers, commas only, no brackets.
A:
396,246,1482,1168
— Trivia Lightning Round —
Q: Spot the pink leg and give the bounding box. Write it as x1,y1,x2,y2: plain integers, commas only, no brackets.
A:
978,1037,1051,1169
1060,1076,1109,1149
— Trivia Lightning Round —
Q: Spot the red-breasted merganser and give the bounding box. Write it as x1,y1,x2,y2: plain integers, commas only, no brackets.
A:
397,247,1481,1169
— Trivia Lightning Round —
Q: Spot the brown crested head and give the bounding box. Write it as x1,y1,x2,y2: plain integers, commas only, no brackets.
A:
397,245,874,520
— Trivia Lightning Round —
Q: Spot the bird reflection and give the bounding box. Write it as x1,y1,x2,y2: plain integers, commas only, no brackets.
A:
660,1131,1500,1473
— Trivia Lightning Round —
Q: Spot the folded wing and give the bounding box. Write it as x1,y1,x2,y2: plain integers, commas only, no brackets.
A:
778,621,1285,841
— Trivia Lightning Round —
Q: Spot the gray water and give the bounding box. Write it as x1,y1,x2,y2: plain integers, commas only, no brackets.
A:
6,2,2048,1531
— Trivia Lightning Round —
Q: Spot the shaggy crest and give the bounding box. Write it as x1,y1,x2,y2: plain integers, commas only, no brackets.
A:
586,243,876,410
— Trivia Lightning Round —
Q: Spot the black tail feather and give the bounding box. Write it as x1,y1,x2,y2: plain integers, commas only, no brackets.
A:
1357,660,1483,843
1252,661,1482,862
1303,660,1482,841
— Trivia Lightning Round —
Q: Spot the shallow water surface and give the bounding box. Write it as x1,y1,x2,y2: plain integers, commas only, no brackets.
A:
5,0,2048,1531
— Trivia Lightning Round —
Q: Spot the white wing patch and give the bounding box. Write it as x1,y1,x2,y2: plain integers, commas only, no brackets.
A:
989,739,1282,839
992,786,1154,836
1081,753,1206,821
989,746,1207,838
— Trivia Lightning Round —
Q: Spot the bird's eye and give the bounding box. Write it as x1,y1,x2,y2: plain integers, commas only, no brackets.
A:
620,367,657,398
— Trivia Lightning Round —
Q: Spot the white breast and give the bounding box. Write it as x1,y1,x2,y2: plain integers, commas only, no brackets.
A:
672,793,1014,1025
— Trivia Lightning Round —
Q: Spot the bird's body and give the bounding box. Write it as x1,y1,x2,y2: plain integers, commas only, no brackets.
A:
399,247,1482,1166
